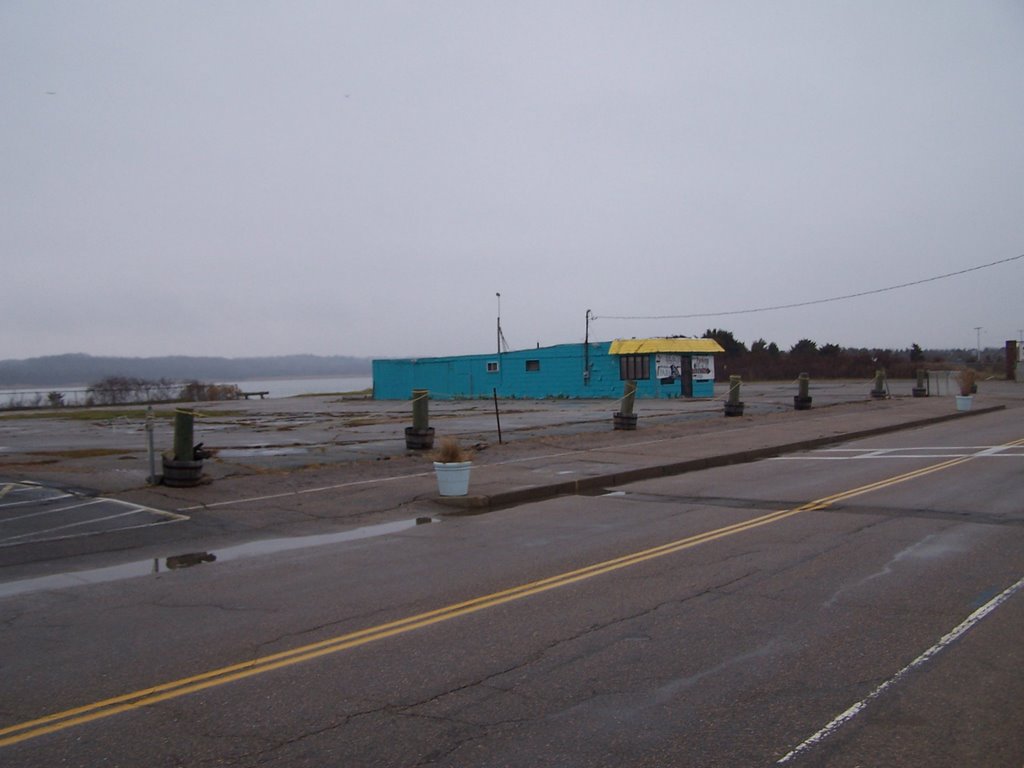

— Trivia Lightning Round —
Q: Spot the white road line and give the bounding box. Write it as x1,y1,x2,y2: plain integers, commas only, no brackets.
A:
777,574,1024,764
854,449,892,459
181,433,693,511
773,445,1024,461
180,471,433,511
0,497,186,546
0,516,186,549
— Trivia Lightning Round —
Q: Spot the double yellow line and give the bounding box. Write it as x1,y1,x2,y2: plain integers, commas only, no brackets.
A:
1,445,1010,748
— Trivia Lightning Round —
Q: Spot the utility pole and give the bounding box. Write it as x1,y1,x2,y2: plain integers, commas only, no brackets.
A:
584,309,592,384
496,292,501,357
974,326,982,362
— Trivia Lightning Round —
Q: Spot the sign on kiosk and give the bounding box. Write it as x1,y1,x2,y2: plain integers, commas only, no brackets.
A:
691,355,714,381
655,354,682,380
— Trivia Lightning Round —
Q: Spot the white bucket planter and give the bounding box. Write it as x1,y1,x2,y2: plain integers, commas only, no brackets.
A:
433,461,472,496
955,394,973,412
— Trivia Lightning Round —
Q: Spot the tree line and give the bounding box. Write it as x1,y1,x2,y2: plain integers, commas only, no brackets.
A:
83,377,243,406
1,377,242,411
700,329,1002,381
0,353,372,387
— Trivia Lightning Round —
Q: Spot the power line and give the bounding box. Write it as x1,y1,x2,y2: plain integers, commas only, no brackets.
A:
595,253,1024,322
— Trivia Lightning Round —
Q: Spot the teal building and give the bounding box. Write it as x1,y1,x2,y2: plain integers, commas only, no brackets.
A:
372,338,724,400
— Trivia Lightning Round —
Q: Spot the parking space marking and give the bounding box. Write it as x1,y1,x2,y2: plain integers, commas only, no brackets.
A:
0,485,74,509
3,498,107,524
0,482,188,547
773,445,1024,461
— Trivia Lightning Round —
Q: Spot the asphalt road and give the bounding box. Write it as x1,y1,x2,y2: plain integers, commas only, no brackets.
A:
1,410,1021,766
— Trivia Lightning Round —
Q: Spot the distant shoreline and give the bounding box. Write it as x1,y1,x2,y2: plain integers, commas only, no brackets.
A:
0,353,372,388
0,374,374,407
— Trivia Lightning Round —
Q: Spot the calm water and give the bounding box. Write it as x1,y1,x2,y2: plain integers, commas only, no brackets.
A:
0,375,374,406
222,375,373,398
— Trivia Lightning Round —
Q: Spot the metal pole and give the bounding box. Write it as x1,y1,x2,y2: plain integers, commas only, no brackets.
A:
493,388,503,444
146,406,156,483
584,309,591,384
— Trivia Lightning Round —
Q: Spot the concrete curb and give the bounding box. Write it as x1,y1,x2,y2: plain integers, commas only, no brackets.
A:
436,405,1006,514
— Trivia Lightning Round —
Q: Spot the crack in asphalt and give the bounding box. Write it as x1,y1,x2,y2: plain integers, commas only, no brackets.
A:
178,569,769,766
201,705,391,767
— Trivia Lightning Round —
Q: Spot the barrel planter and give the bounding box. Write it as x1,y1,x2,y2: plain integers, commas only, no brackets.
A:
613,412,638,430
405,426,435,450
725,375,744,417
162,455,204,487
724,401,745,417
794,373,812,410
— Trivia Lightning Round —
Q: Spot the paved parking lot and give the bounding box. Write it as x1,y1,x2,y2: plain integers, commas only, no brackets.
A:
1,379,1019,581
0,481,187,549
0,379,894,492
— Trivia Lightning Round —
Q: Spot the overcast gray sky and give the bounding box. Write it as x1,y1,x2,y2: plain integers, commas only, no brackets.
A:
3,1,1022,361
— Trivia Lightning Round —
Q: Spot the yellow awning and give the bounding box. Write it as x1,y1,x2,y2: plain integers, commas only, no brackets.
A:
609,338,725,355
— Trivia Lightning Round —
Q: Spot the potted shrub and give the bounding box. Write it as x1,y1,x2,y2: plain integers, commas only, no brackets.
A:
955,369,976,411
432,437,473,496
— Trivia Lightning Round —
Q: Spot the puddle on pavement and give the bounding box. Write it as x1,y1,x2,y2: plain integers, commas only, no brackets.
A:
217,446,311,458
0,516,440,599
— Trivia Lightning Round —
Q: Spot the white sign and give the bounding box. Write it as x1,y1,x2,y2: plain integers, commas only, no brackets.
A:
655,354,682,380
691,355,714,381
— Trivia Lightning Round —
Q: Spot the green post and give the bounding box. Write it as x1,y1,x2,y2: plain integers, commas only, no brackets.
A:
728,375,741,405
871,369,887,399
173,410,194,462
405,389,435,449
912,368,928,397
794,372,812,410
725,375,744,416
412,389,430,431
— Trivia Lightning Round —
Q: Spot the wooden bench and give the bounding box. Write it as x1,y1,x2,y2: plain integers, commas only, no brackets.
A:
239,391,270,400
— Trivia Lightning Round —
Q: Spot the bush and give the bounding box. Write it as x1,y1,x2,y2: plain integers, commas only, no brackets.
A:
176,381,243,402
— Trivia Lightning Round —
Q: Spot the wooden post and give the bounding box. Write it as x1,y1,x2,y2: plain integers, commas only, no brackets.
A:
913,369,928,397
614,380,638,429
412,389,429,431
405,389,435,449
725,375,744,416
173,410,193,462
621,380,636,415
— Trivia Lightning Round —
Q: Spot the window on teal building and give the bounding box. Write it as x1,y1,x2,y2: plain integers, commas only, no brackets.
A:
619,355,649,380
